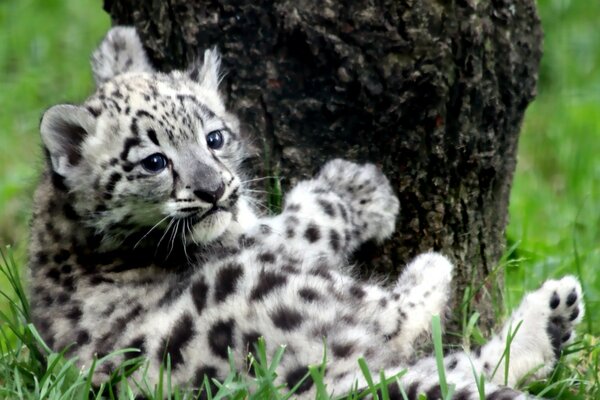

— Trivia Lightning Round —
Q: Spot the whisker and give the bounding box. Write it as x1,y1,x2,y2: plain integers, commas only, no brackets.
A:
182,219,191,265
245,197,273,213
134,214,173,249
156,219,175,254
240,176,282,184
241,189,272,194
167,220,180,258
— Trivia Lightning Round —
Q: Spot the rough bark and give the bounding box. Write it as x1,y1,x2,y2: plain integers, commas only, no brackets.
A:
103,0,542,333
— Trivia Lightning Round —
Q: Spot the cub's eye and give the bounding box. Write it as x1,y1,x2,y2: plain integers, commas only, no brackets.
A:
206,130,224,150
141,153,168,173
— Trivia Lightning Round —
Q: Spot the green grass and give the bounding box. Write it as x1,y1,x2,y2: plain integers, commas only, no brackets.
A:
0,0,110,257
505,0,600,334
0,0,599,398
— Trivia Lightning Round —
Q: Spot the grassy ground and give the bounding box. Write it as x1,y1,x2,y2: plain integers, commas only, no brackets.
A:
0,0,598,398
505,0,600,334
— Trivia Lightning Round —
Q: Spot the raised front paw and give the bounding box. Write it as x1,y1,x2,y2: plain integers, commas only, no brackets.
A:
315,159,400,242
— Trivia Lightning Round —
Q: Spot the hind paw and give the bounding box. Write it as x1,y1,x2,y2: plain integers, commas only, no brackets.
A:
480,275,584,386
540,276,584,356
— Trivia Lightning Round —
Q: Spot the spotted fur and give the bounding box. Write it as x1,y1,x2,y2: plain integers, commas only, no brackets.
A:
29,27,584,399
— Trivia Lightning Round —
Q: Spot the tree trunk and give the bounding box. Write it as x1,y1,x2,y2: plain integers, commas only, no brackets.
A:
103,0,542,333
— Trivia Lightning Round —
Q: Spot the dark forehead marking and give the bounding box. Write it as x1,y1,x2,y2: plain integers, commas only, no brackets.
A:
175,94,216,119
147,129,160,146
130,119,140,136
85,106,101,117
136,109,154,119
120,137,141,160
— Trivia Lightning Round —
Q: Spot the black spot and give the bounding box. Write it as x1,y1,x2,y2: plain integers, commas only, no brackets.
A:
566,289,577,307
349,284,366,299
376,381,403,400
158,279,189,307
62,203,79,220
250,271,287,301
191,278,209,315
329,229,341,252
304,224,321,243
124,336,146,360
85,106,100,117
447,357,458,370
75,330,90,345
53,249,70,264
317,199,335,217
158,313,195,368
243,331,262,359
271,306,303,331
208,319,235,359
259,224,272,234
120,137,141,160
298,287,320,302
105,172,122,193
310,263,332,280
285,365,313,394
281,264,299,274
62,276,74,290
56,292,69,305
286,203,301,212
338,203,349,221
239,235,256,248
487,388,521,400
331,342,354,358
88,274,114,286
35,251,48,265
406,381,419,400
194,366,219,397
258,252,276,263
46,268,60,282
60,264,72,274
130,119,140,136
452,388,471,400
147,129,160,146
214,263,243,302
66,306,82,321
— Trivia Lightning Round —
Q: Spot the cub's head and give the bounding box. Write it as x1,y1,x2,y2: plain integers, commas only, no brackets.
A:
40,27,253,248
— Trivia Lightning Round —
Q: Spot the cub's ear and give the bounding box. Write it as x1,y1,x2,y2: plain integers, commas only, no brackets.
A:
188,48,223,91
40,105,96,176
91,26,154,85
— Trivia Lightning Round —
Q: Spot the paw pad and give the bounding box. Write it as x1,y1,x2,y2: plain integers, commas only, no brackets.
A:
541,276,584,357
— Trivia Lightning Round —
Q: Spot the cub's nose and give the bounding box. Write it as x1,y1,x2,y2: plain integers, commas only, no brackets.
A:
194,184,225,205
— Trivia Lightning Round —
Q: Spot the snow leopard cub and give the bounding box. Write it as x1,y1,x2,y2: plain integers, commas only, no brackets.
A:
28,27,584,399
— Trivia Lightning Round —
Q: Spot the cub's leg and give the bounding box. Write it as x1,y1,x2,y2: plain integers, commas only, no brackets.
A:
475,275,584,386
241,159,400,268
388,252,454,359
349,276,583,399
321,252,453,362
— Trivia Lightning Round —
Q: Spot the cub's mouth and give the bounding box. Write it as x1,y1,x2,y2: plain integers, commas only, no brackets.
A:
178,205,230,225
